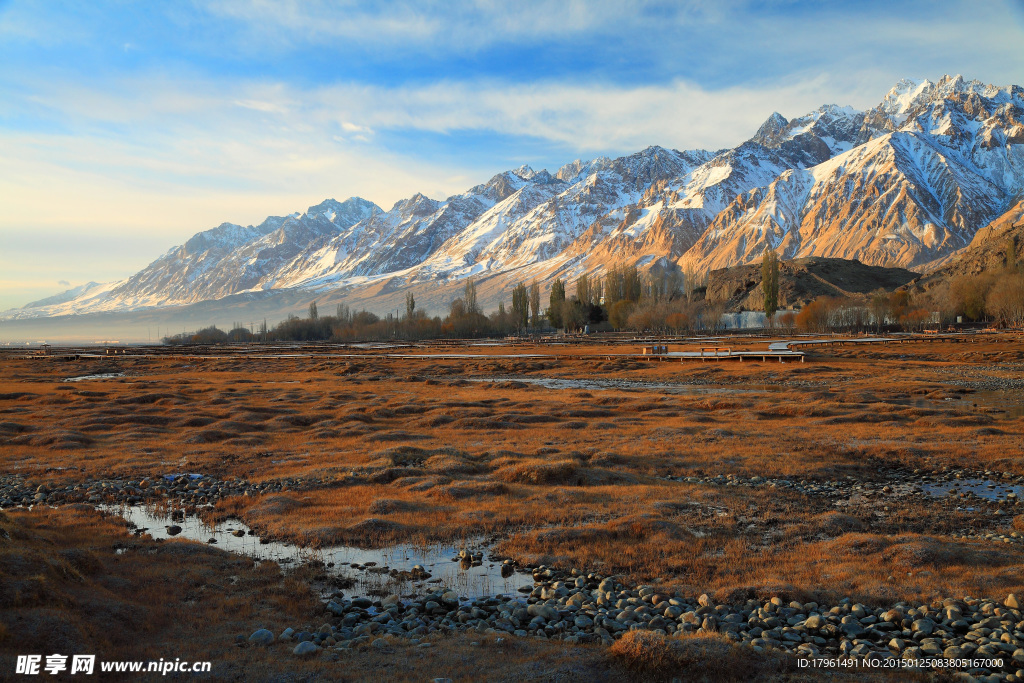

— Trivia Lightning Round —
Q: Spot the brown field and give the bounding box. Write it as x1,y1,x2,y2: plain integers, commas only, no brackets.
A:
1,334,1023,679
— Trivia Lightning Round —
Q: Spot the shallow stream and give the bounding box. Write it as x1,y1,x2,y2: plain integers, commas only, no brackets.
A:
104,505,534,600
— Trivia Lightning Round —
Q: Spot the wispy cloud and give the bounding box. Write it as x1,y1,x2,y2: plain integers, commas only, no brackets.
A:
0,70,882,239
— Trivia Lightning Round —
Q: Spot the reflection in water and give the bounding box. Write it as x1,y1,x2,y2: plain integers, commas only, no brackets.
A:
467,376,774,394
969,390,1024,419
911,389,1024,421
103,505,533,600
921,479,1024,502
62,373,124,382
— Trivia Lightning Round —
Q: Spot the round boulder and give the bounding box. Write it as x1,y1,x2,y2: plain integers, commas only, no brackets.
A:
248,629,274,646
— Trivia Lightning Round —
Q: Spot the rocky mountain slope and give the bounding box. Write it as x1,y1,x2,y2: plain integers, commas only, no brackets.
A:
680,76,1024,273
911,200,1024,291
7,74,1022,321
703,257,919,312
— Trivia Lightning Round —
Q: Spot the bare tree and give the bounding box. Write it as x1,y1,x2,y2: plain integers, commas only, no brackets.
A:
405,291,416,319
511,282,529,334
761,249,779,327
529,280,541,330
988,273,1024,327
547,278,566,328
869,289,889,333
464,279,478,316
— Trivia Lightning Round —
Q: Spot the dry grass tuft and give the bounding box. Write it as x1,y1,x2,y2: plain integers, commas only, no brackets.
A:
494,459,580,484
608,631,795,682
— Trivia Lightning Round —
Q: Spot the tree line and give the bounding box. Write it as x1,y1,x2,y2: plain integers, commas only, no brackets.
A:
162,265,728,345
160,256,1024,345
780,266,1024,333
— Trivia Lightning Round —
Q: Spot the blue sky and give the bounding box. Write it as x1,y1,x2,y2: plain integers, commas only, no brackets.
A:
2,0,1023,309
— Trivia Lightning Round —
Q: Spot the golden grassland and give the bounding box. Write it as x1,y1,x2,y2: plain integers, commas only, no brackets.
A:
0,335,1022,679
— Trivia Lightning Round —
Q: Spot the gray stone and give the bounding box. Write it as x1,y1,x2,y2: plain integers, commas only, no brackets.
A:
248,629,274,646
527,604,557,621
293,641,318,656
840,621,866,637
804,615,825,629
574,616,593,629
911,619,936,636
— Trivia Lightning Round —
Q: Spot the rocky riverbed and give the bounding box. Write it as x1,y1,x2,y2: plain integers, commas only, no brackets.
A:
9,462,1024,513
666,465,1024,507
11,468,1024,680
0,473,329,508
246,566,1024,681
665,465,1024,551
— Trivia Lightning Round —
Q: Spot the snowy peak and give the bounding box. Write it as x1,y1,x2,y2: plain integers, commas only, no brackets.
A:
305,197,382,226
472,169,535,204
22,282,103,309
610,145,712,189
513,164,538,179
555,156,613,183
752,112,789,146
392,193,441,218
876,74,1024,127
880,77,933,123
181,222,255,255
750,103,865,160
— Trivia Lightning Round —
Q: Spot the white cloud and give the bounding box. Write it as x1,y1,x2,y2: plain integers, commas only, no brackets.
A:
309,76,873,153
0,68,956,253
341,121,373,134
193,0,1024,85
199,0,709,51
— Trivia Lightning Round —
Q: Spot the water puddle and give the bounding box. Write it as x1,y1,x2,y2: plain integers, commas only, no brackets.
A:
914,390,1024,420
468,376,775,395
970,390,1024,419
63,373,124,382
921,478,1024,502
104,505,533,600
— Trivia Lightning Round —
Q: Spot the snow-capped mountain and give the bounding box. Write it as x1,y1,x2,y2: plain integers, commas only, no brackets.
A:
21,281,105,309
6,74,1022,320
96,197,381,307
680,75,1024,272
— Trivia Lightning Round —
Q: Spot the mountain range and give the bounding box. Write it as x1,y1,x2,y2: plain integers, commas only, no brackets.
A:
6,74,1023,323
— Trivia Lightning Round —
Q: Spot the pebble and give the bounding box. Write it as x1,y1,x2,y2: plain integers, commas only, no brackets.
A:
0,473,335,510
256,564,1024,677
